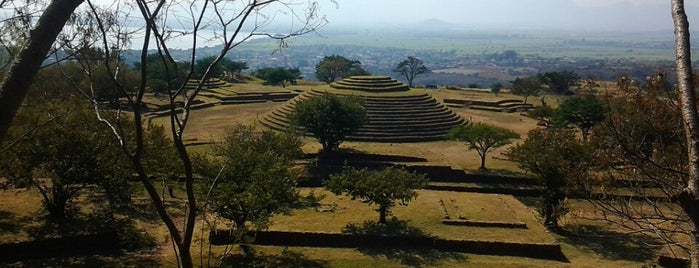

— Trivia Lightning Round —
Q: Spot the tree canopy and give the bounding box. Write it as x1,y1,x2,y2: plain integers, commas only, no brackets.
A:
193,56,248,80
315,55,369,83
528,105,554,126
1,99,125,219
1,95,176,219
538,71,579,95
289,94,367,152
326,166,428,224
506,128,592,228
252,67,302,87
510,77,542,104
447,123,519,170
552,94,605,141
490,82,504,96
196,125,302,250
393,56,429,87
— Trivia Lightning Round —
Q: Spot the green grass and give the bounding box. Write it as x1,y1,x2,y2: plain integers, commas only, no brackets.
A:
269,189,554,244
231,244,647,268
0,187,653,268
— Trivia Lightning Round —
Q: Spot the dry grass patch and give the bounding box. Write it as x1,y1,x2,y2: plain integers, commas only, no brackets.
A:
0,189,43,243
327,140,522,173
561,199,689,261
148,102,283,141
428,89,523,103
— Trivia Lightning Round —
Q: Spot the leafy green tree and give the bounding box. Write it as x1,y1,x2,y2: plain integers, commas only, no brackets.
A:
393,56,429,87
132,53,189,94
326,166,427,224
490,82,503,96
1,98,131,219
552,95,604,141
506,128,592,228
528,105,554,126
227,61,249,74
193,56,247,80
538,71,579,95
253,67,302,87
133,53,187,88
196,125,302,254
510,77,541,104
289,94,366,152
315,55,369,83
447,123,519,171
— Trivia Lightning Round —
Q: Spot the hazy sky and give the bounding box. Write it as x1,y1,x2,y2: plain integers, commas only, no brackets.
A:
319,0,699,31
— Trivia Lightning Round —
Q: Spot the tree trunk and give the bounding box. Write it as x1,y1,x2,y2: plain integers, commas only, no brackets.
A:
479,155,487,171
672,1,699,267
379,206,387,224
0,0,85,143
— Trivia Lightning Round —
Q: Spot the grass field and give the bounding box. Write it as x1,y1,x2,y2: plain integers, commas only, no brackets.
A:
0,187,655,268
269,189,554,244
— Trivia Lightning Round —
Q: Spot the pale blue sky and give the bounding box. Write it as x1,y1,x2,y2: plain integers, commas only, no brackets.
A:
319,0,699,31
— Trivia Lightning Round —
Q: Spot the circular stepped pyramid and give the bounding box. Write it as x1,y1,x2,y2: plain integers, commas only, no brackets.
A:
260,76,467,143
330,76,409,92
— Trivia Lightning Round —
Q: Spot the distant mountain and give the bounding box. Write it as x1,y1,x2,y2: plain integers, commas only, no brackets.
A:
414,19,461,31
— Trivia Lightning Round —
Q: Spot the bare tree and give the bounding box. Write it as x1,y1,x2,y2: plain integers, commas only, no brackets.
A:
578,68,699,266
71,1,328,267
0,0,328,267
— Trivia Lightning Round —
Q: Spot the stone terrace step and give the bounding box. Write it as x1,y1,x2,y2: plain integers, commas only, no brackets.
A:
262,78,467,143
329,75,410,92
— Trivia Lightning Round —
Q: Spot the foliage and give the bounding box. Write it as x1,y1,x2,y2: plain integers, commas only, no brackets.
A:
506,128,592,228
0,98,130,219
447,123,519,170
326,166,428,224
490,82,503,96
393,56,429,87
133,53,187,93
252,67,302,87
196,125,302,244
538,71,579,95
315,55,369,83
289,94,366,152
586,83,690,252
528,105,554,126
193,56,248,80
510,77,542,104
552,94,604,141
